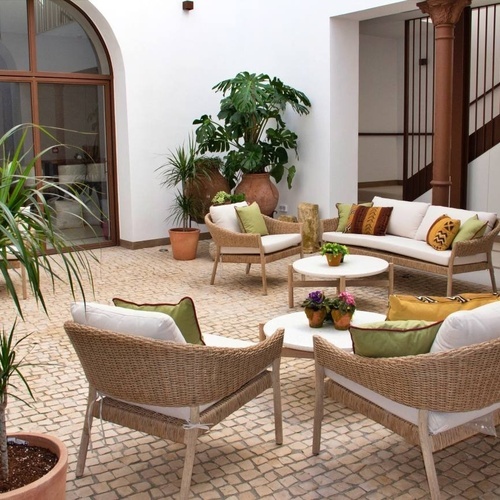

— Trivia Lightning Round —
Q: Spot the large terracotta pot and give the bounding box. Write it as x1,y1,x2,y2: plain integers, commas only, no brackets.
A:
0,432,68,500
184,167,229,223
169,228,200,260
234,173,279,216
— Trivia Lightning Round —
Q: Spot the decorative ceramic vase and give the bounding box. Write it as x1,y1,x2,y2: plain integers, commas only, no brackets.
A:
304,307,327,328
332,310,353,330
326,253,342,267
234,173,279,216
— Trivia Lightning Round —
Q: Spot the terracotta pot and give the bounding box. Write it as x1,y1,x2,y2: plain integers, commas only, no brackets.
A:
234,173,279,216
304,307,327,328
0,432,68,500
184,167,229,223
169,228,200,260
326,253,342,267
332,310,353,330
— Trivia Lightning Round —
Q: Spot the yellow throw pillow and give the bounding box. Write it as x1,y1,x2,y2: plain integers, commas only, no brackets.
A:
426,215,461,250
386,293,500,321
235,202,269,235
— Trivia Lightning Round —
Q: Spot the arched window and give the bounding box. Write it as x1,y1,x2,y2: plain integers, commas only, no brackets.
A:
0,0,115,247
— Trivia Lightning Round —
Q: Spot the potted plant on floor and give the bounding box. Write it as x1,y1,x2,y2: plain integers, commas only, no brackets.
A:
157,136,203,260
0,123,95,497
194,72,311,216
320,242,349,267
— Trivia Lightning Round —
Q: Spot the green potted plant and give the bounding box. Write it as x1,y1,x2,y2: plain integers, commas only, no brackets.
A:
320,242,349,267
0,123,95,497
210,191,246,206
194,71,311,216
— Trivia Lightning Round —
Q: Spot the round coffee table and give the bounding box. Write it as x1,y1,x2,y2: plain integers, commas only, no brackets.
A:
259,310,386,358
288,254,393,307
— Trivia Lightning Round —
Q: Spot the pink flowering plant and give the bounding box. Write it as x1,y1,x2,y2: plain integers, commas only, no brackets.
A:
301,291,330,312
329,291,356,314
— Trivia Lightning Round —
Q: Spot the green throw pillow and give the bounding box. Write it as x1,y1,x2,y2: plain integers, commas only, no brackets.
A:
452,215,487,248
336,202,373,232
235,201,269,235
350,320,443,358
112,297,205,345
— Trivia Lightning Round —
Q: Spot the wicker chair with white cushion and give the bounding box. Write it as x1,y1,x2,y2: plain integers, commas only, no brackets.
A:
65,302,283,500
205,202,303,295
312,302,500,500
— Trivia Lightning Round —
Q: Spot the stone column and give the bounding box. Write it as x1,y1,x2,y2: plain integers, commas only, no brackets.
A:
298,202,320,254
417,0,471,207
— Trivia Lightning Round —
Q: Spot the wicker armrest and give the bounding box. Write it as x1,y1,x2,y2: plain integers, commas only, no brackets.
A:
451,219,500,258
314,335,500,412
204,214,261,248
263,215,302,235
320,217,339,233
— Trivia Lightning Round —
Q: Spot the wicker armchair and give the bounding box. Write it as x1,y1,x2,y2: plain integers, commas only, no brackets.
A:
312,335,500,500
205,213,303,295
64,321,284,500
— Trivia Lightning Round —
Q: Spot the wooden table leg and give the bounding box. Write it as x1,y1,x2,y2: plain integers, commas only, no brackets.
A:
388,262,394,296
288,264,294,308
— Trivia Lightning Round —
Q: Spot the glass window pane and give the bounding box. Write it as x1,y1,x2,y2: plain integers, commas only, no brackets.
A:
36,0,110,74
0,82,33,165
0,1,30,71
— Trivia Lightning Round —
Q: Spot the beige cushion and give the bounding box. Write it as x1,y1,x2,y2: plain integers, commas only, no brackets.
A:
221,233,301,254
52,199,83,229
372,196,430,238
209,201,248,232
58,163,86,184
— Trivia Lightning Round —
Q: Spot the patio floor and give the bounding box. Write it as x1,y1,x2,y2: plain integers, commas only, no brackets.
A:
2,240,499,499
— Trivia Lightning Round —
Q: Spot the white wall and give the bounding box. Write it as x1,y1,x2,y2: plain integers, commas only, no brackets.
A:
74,0,426,243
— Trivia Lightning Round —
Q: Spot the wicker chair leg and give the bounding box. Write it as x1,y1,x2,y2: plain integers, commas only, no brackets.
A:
418,410,441,500
20,263,27,299
272,357,283,445
446,271,453,297
210,248,221,285
246,263,251,275
312,363,325,455
489,263,497,292
76,386,96,477
260,256,268,295
179,429,198,500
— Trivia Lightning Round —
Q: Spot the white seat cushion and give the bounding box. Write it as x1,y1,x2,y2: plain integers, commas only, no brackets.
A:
325,368,500,435
221,233,301,255
415,205,497,241
71,302,186,343
209,202,248,232
372,196,430,239
430,301,500,353
322,231,487,267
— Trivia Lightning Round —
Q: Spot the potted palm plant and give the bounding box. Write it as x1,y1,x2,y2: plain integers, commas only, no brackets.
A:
157,136,203,260
0,123,95,497
194,72,311,216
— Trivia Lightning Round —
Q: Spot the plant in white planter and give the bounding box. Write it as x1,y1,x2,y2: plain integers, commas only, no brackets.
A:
0,124,95,496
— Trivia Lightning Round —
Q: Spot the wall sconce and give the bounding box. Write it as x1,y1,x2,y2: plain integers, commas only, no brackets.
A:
183,1,194,10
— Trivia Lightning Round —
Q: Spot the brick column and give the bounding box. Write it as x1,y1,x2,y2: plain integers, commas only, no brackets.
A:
417,0,471,206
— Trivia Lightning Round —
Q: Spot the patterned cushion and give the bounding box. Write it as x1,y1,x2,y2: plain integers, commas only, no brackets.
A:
336,202,373,232
386,293,500,321
426,215,461,250
345,206,393,236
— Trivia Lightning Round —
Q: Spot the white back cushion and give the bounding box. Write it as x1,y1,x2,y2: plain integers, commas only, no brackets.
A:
209,201,248,232
415,205,497,241
372,196,430,239
71,302,186,343
430,301,500,353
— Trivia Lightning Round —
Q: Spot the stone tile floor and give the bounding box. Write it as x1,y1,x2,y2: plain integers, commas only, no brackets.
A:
2,240,499,499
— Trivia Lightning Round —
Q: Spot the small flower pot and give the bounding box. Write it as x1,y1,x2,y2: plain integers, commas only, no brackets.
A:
304,307,327,328
332,310,353,330
326,253,342,267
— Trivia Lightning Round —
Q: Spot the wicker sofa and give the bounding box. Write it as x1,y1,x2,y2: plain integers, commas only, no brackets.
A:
322,197,500,295
313,301,500,499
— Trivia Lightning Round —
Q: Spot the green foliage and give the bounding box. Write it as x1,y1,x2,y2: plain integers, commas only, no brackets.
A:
320,242,349,256
194,72,311,189
211,191,246,205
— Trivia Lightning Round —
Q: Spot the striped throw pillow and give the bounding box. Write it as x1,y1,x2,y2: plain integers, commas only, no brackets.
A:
345,205,393,236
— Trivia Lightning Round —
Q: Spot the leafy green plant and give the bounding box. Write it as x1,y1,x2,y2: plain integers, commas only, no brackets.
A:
194,72,311,189
211,191,246,205
320,242,349,257
0,123,96,482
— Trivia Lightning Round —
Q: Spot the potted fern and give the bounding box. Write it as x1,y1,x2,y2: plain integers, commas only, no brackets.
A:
0,123,95,497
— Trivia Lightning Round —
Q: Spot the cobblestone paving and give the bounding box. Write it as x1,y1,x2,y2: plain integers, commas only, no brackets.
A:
2,240,499,499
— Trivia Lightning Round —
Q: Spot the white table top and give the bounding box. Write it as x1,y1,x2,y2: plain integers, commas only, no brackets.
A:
263,310,386,353
292,254,388,279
